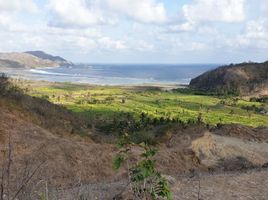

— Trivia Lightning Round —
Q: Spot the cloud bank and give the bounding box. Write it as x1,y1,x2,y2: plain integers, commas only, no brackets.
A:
0,0,267,63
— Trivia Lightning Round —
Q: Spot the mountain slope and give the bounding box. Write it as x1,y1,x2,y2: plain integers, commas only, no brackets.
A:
25,50,72,66
0,51,72,69
0,59,25,68
190,61,268,95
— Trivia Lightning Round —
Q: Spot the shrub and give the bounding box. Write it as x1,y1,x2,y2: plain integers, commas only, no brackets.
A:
113,134,172,200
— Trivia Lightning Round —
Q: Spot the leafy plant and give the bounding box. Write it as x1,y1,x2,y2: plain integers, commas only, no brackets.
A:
113,134,172,200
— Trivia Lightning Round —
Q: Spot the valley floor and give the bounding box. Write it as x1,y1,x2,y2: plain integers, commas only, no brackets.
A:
24,80,268,127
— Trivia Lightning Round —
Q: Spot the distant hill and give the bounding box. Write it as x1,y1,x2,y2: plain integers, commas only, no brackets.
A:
0,59,25,68
190,61,268,96
0,51,72,69
25,50,72,66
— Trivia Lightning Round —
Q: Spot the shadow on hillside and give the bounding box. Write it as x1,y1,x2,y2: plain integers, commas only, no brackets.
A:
0,73,91,137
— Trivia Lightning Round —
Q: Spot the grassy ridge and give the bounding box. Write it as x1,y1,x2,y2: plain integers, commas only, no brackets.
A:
28,83,268,127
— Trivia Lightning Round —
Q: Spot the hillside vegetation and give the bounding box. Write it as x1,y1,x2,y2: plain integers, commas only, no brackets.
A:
0,74,91,137
190,61,268,96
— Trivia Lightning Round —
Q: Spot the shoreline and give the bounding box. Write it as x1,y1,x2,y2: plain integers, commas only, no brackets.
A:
12,76,188,90
2,69,189,89
1,63,198,88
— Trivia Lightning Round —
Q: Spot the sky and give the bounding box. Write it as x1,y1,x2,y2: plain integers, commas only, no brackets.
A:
0,0,267,64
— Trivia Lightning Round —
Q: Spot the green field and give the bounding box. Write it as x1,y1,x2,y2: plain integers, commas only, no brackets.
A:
27,82,268,128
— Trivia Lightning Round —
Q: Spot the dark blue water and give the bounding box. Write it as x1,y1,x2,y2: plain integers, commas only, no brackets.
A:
26,64,219,85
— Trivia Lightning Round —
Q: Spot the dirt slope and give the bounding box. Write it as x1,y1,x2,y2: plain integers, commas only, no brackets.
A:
0,105,117,183
0,104,204,187
192,132,268,168
61,169,268,200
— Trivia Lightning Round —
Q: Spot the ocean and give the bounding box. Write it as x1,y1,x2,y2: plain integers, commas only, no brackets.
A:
10,63,219,85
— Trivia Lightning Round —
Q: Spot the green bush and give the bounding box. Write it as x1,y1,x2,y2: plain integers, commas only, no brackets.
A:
113,135,172,200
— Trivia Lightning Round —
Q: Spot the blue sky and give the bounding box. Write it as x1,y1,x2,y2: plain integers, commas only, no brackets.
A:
0,0,267,63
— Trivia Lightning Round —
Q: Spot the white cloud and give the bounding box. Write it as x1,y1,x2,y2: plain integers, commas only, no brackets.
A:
106,0,167,24
0,0,38,13
47,0,168,28
166,0,245,34
1,0,268,63
260,0,268,14
244,20,268,40
0,18,128,55
134,40,155,52
0,14,12,29
47,0,115,27
167,22,195,32
235,19,268,48
98,37,127,50
182,0,245,23
0,0,39,33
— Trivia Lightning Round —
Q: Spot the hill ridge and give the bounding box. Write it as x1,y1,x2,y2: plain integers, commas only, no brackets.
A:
0,51,72,69
190,61,268,96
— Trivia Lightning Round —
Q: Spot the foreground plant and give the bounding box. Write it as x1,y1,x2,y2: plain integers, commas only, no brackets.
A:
113,134,172,200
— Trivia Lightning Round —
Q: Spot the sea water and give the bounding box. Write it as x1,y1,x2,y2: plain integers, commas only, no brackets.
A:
18,64,219,85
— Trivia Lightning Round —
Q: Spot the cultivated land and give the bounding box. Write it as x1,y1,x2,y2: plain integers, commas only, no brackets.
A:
26,81,268,128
